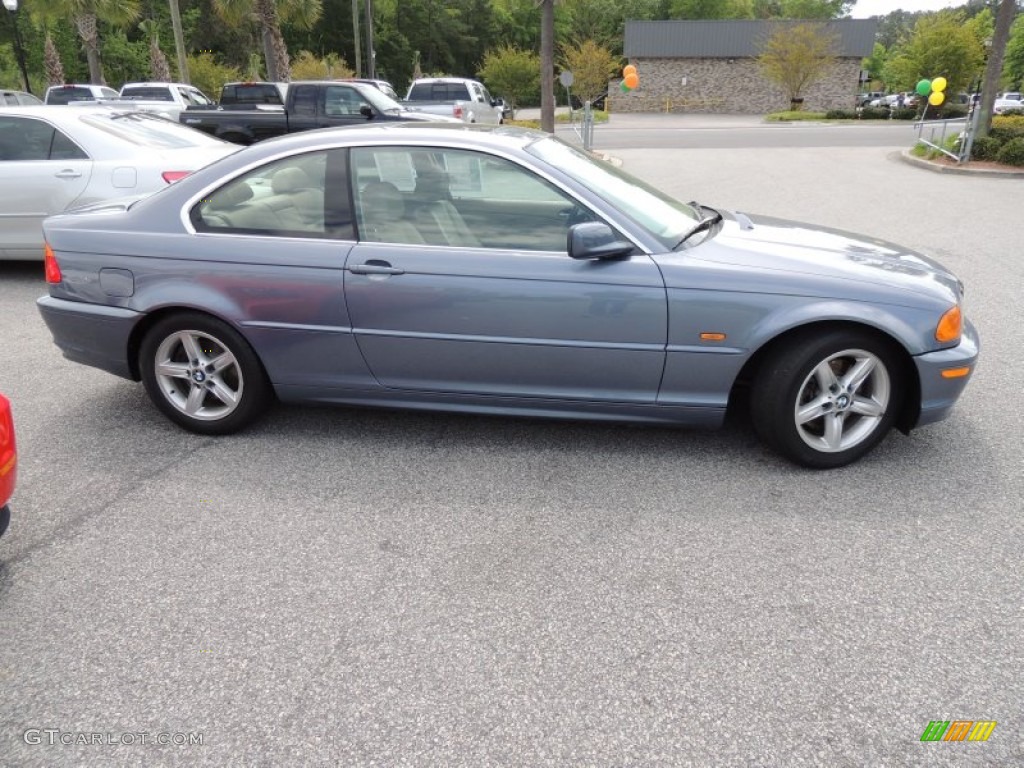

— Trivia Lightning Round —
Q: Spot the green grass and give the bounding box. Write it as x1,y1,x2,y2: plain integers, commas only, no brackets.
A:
556,110,610,124
764,110,829,122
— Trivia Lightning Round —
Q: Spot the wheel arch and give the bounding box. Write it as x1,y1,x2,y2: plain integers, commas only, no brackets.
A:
126,306,270,387
727,319,921,434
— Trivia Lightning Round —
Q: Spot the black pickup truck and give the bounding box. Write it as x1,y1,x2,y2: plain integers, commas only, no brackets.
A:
179,80,455,145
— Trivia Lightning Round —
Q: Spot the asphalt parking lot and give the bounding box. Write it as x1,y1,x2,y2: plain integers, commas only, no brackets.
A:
1,124,1021,766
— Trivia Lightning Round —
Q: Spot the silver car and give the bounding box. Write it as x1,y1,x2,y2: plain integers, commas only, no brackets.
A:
36,125,979,468
0,106,239,259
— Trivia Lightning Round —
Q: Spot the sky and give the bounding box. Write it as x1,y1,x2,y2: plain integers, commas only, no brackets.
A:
850,0,961,18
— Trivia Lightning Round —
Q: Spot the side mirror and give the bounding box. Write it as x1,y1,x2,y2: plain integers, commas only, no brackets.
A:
567,222,634,260
359,104,374,119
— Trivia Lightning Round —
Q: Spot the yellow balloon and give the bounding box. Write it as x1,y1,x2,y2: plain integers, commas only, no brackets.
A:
623,64,637,78
929,91,945,106
931,76,947,93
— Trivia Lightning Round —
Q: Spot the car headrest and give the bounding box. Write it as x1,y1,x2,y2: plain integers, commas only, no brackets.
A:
209,182,253,208
360,181,405,220
271,166,310,194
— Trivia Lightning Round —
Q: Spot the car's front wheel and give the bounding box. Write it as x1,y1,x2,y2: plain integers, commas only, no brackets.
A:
139,313,271,435
751,330,906,468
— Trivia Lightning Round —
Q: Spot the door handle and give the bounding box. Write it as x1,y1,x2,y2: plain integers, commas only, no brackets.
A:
349,261,405,276
54,170,83,180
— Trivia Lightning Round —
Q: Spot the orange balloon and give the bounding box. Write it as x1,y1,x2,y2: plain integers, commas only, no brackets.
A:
623,64,637,78
624,72,639,89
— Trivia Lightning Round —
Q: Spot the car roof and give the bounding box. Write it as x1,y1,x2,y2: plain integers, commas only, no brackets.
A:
238,122,542,159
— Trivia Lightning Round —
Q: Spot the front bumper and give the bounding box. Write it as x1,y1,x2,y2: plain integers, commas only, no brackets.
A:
37,295,142,380
913,318,980,428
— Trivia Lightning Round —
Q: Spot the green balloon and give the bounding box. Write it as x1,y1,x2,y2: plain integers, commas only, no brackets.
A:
620,80,631,93
916,79,931,97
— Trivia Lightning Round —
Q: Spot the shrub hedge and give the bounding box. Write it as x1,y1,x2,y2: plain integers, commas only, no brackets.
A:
970,136,1001,161
996,137,1024,166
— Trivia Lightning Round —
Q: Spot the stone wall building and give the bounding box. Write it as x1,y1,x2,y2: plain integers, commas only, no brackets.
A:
610,19,878,114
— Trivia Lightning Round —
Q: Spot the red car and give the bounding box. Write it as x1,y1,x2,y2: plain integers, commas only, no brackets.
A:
0,394,15,539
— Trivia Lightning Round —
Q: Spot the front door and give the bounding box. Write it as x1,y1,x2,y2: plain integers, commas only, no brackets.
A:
343,145,667,403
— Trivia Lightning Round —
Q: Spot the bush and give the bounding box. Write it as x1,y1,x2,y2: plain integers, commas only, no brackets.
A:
859,107,890,120
290,51,353,80
185,52,240,101
999,108,1024,117
990,120,1024,142
764,110,827,121
825,109,857,119
890,107,917,120
996,137,1024,166
970,135,1002,161
931,104,969,119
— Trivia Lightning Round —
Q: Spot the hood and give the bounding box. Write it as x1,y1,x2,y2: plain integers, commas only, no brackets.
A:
397,111,463,123
685,210,963,304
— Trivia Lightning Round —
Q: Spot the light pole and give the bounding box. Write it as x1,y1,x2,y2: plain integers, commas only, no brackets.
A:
2,0,32,94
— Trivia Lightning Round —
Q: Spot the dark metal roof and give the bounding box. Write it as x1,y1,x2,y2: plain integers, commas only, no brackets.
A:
625,19,878,58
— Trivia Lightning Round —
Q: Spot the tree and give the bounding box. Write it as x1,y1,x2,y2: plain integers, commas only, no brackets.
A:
778,0,851,19
213,0,323,82
478,44,539,116
43,0,141,84
540,0,554,132
1004,13,1024,90
289,49,353,79
757,22,839,108
882,11,984,94
977,0,1018,139
560,38,617,104
139,19,171,81
861,41,887,89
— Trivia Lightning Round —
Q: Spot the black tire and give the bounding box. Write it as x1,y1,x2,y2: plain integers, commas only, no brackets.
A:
751,329,906,469
139,313,271,435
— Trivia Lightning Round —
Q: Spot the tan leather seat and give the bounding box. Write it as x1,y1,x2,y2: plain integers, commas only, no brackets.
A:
358,181,425,244
412,169,481,248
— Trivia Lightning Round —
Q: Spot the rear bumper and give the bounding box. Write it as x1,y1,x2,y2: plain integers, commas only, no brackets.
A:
913,318,980,428
37,295,142,380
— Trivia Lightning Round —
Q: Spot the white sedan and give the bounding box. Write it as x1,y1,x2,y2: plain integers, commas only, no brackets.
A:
0,106,239,260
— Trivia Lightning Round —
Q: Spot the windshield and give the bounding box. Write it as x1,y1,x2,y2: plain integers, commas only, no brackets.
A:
526,136,700,250
79,112,228,148
354,84,404,114
120,86,174,102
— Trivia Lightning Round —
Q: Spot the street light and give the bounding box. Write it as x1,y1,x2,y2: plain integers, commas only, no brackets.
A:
2,0,32,94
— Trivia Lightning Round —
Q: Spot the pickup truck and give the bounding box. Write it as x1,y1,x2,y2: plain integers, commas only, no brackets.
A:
218,81,288,108
118,81,217,121
402,77,503,124
180,80,457,145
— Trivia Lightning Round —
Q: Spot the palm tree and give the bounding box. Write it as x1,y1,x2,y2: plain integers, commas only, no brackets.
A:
27,1,67,87
139,19,171,81
213,0,322,82
38,0,140,84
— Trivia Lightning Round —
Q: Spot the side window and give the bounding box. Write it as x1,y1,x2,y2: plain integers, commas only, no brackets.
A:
324,86,367,116
50,129,89,160
351,146,599,251
190,150,353,239
0,117,55,161
291,86,318,117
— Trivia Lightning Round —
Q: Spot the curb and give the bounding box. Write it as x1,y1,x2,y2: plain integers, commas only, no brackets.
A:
899,149,1024,178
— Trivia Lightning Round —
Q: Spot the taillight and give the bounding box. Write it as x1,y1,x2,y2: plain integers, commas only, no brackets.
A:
162,171,191,183
0,394,16,508
453,104,463,119
43,242,62,284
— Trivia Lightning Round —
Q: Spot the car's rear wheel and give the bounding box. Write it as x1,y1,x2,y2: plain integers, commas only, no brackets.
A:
139,313,270,435
751,330,905,468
